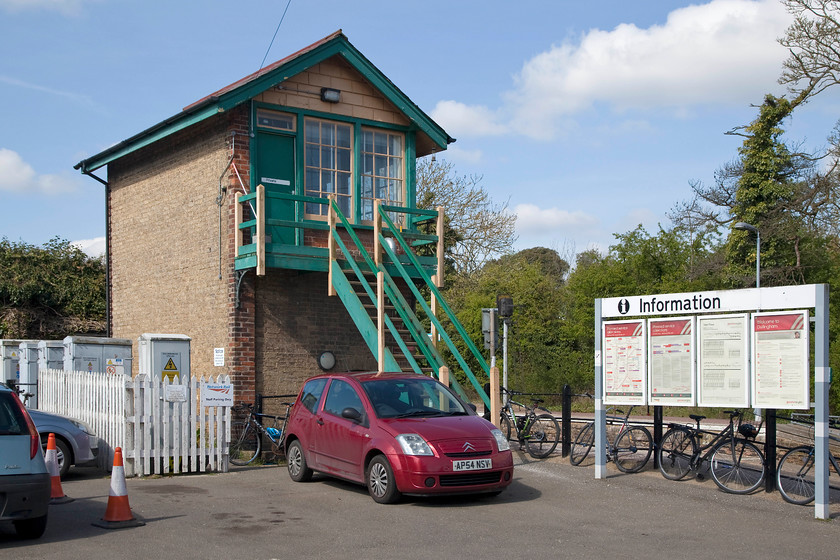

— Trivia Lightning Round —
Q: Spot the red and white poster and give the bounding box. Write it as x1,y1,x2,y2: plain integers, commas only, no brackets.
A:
752,311,809,409
648,317,695,406
603,320,646,405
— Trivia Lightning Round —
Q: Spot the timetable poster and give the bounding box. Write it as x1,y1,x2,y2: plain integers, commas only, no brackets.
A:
697,314,750,407
648,317,695,406
752,311,810,410
603,320,647,405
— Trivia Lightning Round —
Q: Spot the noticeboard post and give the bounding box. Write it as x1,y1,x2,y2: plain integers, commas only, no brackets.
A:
595,284,830,520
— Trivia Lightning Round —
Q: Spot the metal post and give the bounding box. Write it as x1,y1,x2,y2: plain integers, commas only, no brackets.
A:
594,299,606,479
503,320,509,392
653,406,663,470
562,385,572,457
814,284,830,519
764,412,776,492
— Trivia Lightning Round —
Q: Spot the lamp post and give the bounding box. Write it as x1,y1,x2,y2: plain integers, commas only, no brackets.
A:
734,221,771,476
733,222,760,288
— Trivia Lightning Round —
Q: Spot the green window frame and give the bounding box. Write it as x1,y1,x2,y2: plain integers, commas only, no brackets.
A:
304,117,353,219
360,128,404,226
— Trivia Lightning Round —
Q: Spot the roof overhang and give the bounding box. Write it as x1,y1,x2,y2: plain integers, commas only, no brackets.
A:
75,31,453,173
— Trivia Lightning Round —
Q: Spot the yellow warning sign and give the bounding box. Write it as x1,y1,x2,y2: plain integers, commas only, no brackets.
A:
163,357,179,381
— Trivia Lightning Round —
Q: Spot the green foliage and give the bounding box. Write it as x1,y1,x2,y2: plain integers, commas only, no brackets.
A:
439,248,570,395
0,237,105,338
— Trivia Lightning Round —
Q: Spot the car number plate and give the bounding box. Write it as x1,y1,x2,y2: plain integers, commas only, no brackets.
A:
452,458,492,471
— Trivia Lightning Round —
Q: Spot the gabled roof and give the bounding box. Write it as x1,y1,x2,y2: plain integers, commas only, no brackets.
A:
75,31,453,174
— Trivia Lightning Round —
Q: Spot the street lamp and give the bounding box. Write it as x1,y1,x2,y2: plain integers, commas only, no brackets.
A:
733,222,760,288
734,221,763,426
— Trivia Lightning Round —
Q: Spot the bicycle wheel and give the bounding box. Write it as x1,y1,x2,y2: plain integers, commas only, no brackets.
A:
229,421,260,465
710,438,765,494
498,413,513,441
658,427,696,480
613,426,653,473
570,422,595,466
776,446,816,505
524,413,560,459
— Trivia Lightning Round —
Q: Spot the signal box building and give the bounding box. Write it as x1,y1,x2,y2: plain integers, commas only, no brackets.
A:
75,31,490,411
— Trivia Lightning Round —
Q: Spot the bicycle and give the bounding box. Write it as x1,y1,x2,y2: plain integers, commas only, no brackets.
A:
498,388,560,459
229,401,294,466
775,421,840,505
658,410,765,494
569,404,652,473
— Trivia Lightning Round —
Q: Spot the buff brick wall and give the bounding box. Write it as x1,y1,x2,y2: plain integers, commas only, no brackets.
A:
107,113,233,382
255,55,410,126
104,59,427,409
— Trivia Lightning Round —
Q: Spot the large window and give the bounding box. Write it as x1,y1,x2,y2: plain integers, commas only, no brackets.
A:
361,129,404,225
305,118,353,218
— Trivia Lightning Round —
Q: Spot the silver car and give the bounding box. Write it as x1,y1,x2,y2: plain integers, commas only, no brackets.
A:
0,385,50,539
29,409,98,478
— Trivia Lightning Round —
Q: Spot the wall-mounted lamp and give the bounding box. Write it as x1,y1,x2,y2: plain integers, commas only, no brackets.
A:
320,88,341,103
318,351,336,371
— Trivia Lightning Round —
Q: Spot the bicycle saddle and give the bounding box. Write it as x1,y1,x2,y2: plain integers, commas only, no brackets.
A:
689,414,706,422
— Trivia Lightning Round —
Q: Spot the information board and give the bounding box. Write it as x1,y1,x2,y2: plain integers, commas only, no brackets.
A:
648,317,694,405
603,320,646,405
697,314,750,407
752,311,809,409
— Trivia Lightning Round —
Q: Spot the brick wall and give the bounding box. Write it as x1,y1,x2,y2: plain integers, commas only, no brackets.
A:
255,55,410,125
107,112,233,382
254,269,377,413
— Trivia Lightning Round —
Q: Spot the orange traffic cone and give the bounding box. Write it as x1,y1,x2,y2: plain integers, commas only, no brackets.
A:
92,447,145,529
45,433,73,504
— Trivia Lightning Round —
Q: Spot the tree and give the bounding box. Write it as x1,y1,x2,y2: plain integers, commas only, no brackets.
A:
0,237,106,338
779,0,840,103
441,249,568,394
416,157,517,275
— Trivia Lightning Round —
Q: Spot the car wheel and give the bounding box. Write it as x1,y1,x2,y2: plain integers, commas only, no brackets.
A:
286,440,312,482
366,455,401,504
41,436,71,479
13,513,48,539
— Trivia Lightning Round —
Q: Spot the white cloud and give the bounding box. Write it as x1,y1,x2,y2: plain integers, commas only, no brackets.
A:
0,0,88,15
514,203,599,235
0,75,96,107
444,0,792,140
0,148,78,194
430,100,507,138
442,145,484,165
72,236,106,257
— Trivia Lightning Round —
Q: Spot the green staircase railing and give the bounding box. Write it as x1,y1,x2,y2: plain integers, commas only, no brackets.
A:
327,198,490,408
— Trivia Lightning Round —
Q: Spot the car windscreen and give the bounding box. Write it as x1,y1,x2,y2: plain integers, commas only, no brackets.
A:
361,378,468,419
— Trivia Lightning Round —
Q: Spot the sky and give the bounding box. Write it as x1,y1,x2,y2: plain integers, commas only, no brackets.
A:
1,0,838,262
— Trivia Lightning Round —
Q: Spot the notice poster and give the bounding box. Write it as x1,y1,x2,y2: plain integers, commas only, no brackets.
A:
697,314,750,407
752,311,810,410
648,317,695,405
603,320,646,405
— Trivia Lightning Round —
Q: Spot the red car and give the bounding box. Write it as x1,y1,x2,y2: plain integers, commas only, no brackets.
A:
284,372,513,503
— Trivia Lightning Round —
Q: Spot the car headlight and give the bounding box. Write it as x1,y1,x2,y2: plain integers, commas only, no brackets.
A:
491,429,510,452
396,434,433,456
70,419,95,436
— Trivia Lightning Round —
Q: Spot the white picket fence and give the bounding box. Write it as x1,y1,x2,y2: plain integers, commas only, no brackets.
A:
38,369,231,477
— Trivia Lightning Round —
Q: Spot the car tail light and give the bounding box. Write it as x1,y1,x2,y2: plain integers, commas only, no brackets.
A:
11,396,40,459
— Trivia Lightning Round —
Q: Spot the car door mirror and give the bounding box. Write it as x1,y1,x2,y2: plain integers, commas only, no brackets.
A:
467,403,477,413
341,407,363,423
